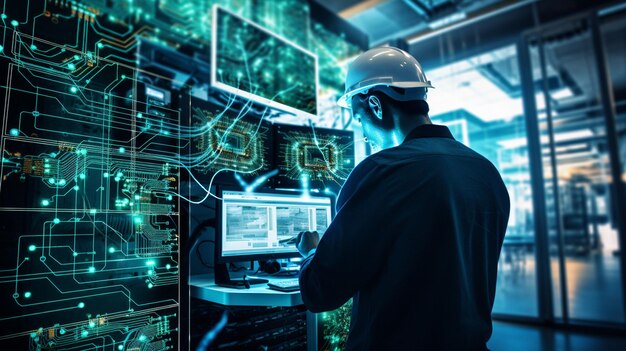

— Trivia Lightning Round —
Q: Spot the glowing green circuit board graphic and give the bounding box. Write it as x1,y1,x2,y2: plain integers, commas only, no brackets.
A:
0,0,359,349
274,124,355,189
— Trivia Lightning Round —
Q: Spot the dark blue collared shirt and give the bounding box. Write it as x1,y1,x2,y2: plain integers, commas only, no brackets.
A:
299,124,510,350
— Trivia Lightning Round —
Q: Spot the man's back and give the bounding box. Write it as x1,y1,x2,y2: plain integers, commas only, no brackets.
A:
298,125,510,350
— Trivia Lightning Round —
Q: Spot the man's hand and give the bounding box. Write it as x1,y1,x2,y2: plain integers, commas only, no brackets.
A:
295,231,319,257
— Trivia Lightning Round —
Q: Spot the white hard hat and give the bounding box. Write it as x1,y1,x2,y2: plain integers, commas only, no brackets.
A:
337,47,434,108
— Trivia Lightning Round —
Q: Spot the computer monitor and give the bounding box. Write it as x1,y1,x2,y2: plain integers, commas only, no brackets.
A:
216,187,334,263
211,5,318,118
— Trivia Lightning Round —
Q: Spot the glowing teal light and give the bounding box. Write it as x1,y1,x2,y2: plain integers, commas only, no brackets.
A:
24,291,31,298
166,195,173,201
77,302,85,308
28,244,36,252
88,266,95,273
121,74,126,79
10,20,18,26
79,149,87,155
74,185,80,191
79,173,86,179
68,63,76,70
138,334,147,341
109,247,115,253
59,328,66,335
48,178,56,184
0,14,6,19
147,283,153,289
114,177,120,182
116,172,123,178
165,264,171,270
70,86,78,93
58,179,67,186
147,270,153,275
137,112,143,118
81,330,88,338
88,321,95,328
103,172,109,178
73,252,78,257
134,195,140,200
41,199,50,206
119,147,125,153
89,209,97,214
134,216,142,224
97,43,104,49
118,345,123,350
9,128,19,136
53,218,60,224
146,260,155,266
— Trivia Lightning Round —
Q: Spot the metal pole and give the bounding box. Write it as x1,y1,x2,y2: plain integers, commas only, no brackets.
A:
517,36,555,322
589,13,626,324
537,36,570,323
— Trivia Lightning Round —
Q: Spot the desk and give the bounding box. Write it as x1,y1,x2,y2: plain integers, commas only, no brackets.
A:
190,274,317,351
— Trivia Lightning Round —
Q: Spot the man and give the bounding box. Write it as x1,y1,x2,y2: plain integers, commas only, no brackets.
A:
295,47,510,350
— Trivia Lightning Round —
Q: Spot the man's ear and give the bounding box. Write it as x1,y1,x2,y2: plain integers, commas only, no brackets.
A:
368,95,383,120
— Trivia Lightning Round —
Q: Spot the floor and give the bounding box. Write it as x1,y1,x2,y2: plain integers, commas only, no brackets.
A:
493,241,625,323
488,321,626,351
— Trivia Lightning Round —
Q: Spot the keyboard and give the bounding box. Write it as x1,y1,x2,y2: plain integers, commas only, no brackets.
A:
268,279,300,292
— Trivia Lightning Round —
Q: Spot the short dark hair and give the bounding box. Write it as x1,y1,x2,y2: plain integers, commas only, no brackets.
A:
356,87,429,118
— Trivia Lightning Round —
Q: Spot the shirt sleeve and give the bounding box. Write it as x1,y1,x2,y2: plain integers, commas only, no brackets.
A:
298,158,390,312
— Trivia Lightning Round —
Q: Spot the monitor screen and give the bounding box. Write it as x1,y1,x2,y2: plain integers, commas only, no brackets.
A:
211,6,318,118
273,124,355,190
218,189,333,261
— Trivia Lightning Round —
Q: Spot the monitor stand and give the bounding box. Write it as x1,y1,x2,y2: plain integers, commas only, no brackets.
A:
214,263,269,289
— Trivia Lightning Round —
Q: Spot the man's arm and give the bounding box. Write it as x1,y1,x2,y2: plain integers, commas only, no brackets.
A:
298,159,391,312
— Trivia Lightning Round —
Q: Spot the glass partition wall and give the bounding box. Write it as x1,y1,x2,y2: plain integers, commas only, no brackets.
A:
421,8,626,328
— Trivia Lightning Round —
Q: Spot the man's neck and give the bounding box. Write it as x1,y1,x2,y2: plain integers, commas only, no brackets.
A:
394,115,432,145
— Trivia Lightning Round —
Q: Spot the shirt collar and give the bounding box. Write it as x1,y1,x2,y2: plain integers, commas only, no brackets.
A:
402,124,455,144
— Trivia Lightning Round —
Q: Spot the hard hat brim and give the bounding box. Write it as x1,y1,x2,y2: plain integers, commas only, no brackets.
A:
337,81,434,108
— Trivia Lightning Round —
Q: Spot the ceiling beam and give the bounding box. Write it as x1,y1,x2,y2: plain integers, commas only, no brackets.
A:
339,0,388,19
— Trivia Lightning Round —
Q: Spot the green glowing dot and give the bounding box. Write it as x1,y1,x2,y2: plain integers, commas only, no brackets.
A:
73,55,80,60
116,172,123,178
103,172,109,178
137,112,143,118
68,63,76,70
53,218,60,224
97,43,104,49
109,247,115,253
114,177,120,182
10,20,18,26
58,179,66,186
73,252,78,257
81,330,88,338
121,74,126,79
88,266,95,273
134,195,140,200
147,270,153,275
118,345,123,350
139,334,147,341
88,321,95,328
147,283,153,289
166,195,173,201
134,217,142,224
146,260,155,266
41,199,50,206
89,209,97,214
59,328,66,335
9,128,19,136
1,14,7,19
80,149,87,155
70,86,78,93
119,147,125,153
166,264,171,270
73,185,80,191
30,44,37,50
79,173,86,179
48,178,56,184
28,244,36,251
78,302,85,308
24,291,32,298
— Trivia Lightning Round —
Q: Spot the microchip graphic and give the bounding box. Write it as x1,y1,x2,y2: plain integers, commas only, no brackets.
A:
302,144,334,169
274,124,354,189
189,96,272,178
